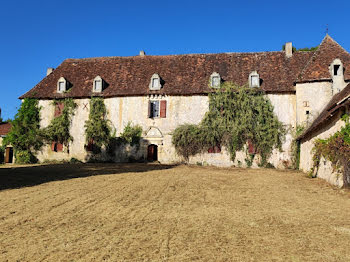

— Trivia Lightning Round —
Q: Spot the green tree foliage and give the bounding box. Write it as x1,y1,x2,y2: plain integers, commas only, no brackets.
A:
120,122,143,146
3,98,42,163
311,114,350,187
85,97,112,148
172,83,285,165
44,98,77,146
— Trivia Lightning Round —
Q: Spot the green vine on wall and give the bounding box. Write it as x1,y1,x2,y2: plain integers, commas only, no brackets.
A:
44,98,77,147
172,82,285,166
311,114,350,187
84,97,112,150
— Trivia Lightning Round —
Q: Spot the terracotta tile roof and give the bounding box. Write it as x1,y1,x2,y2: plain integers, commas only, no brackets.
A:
0,122,12,136
298,35,350,82
298,83,350,140
20,51,314,99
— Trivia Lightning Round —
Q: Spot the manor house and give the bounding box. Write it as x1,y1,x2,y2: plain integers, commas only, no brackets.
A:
20,35,350,175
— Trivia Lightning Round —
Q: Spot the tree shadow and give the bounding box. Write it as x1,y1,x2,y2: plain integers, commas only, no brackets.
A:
0,163,177,191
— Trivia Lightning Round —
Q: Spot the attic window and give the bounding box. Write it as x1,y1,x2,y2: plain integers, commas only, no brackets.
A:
249,71,260,88
334,65,340,76
93,76,103,93
149,74,161,90
57,77,67,93
210,72,221,88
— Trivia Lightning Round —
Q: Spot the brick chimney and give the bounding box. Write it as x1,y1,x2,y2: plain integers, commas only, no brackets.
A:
47,68,54,76
285,42,293,58
139,50,146,57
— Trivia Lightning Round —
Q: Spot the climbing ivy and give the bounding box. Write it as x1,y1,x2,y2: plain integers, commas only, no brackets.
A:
311,114,350,187
119,121,143,146
291,125,306,169
172,82,285,165
44,98,77,147
84,97,112,149
3,98,42,163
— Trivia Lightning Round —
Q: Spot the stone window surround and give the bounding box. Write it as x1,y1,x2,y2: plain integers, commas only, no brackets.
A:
329,58,343,77
249,71,260,88
93,76,103,93
57,77,67,93
149,73,162,90
210,72,221,88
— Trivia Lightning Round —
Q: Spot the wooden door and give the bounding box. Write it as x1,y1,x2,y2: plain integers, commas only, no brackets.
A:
5,147,13,163
147,145,158,161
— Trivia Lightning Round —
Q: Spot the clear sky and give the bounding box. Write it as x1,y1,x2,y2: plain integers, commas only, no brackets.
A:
1,0,350,120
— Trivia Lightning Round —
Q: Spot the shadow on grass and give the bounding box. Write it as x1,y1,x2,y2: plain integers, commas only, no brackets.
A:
0,163,177,191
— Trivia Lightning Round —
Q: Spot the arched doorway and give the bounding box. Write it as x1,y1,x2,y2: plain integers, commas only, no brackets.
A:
147,144,158,161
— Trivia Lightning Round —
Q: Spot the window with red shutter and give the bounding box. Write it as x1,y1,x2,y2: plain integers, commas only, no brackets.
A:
54,103,64,117
208,144,221,153
247,140,256,154
160,100,167,118
51,141,63,152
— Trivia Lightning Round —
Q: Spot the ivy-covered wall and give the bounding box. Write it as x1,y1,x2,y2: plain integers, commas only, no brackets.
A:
34,93,297,168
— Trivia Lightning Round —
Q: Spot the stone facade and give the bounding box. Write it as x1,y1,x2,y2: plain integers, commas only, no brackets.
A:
36,93,297,167
299,110,346,187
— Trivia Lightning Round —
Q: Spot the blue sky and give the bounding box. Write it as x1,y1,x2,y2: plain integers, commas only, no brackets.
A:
1,0,350,120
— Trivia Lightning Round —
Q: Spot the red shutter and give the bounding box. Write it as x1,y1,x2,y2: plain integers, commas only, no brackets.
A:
54,103,64,117
51,142,56,151
160,100,167,118
56,143,63,152
248,140,256,154
148,101,152,118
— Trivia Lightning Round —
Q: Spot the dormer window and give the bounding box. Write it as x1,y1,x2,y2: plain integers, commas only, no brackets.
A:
210,72,221,88
93,76,103,93
57,77,67,93
149,74,161,90
249,71,260,88
330,59,343,77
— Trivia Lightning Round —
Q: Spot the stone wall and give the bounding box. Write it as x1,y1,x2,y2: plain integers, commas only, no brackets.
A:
300,111,346,187
35,93,297,168
296,82,333,126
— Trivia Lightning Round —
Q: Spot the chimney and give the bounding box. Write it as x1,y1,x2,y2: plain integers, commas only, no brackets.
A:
285,42,293,58
139,50,146,57
47,67,54,76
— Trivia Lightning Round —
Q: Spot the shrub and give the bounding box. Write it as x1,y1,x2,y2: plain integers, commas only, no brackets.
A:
15,150,37,164
120,122,143,146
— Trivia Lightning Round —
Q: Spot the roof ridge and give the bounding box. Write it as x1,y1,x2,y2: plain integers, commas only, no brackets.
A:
64,51,287,62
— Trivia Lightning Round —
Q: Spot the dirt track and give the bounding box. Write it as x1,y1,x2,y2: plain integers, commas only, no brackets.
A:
0,163,350,261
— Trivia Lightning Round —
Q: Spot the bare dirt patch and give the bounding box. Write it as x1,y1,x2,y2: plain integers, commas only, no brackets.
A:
0,164,349,261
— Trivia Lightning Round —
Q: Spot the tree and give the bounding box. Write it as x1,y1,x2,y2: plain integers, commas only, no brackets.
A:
3,98,42,163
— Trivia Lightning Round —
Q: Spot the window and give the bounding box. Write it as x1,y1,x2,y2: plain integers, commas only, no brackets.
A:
148,100,167,118
208,144,221,153
93,76,103,92
149,101,159,118
152,78,159,88
306,110,310,115
249,71,260,88
51,142,63,152
210,72,221,88
149,74,161,90
57,77,67,93
54,102,64,117
334,65,340,76
58,82,65,92
330,59,343,78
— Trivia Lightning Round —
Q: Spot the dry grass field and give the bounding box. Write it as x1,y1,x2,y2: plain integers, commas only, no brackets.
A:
0,163,350,261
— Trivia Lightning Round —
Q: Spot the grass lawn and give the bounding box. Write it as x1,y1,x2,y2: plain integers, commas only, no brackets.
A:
0,163,350,261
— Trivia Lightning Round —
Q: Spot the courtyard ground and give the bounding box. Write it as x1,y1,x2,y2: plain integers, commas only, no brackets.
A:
0,163,349,261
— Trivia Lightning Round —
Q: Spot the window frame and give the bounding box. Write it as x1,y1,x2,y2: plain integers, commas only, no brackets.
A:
210,72,221,88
